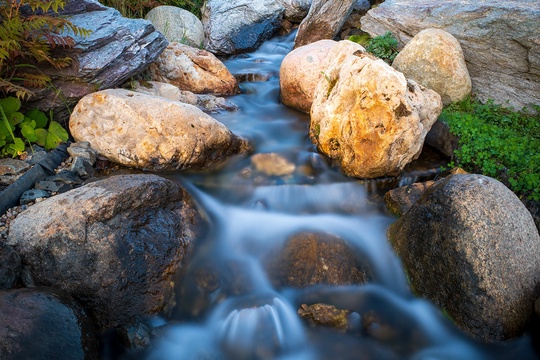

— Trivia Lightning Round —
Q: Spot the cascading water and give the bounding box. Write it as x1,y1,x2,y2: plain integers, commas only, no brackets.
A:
135,31,538,359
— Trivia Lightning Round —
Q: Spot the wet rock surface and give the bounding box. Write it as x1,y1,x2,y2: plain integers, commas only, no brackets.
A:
7,174,203,330
388,174,540,340
0,287,99,360
265,232,370,288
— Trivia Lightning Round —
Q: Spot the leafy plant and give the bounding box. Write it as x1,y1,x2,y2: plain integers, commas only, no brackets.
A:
100,0,205,18
0,96,69,157
0,0,91,100
350,31,399,64
441,96,540,201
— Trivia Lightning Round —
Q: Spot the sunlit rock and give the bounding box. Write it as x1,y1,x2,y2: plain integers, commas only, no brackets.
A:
310,40,442,178
148,42,239,95
361,0,540,111
280,39,337,113
388,174,540,340
146,6,204,47
392,29,471,105
0,287,99,359
202,0,285,55
7,174,202,331
70,89,251,171
265,232,370,288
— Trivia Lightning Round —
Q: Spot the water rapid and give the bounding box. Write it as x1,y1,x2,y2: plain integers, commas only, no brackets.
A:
138,31,538,360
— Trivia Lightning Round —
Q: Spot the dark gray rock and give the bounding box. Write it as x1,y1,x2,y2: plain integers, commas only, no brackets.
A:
20,189,50,204
7,174,203,330
0,242,20,289
294,0,356,48
202,0,285,55
70,156,95,178
361,0,540,111
0,287,98,360
0,159,30,176
23,0,168,120
388,174,540,340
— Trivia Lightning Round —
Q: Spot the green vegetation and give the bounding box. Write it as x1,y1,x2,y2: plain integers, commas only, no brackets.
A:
440,96,540,201
0,97,69,157
0,0,90,100
349,31,399,64
99,0,206,18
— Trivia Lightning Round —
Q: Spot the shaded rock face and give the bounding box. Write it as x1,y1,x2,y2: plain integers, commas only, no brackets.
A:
148,43,239,95
146,5,204,47
7,174,203,330
265,232,370,288
24,0,168,120
361,0,540,110
202,0,285,55
0,242,20,289
392,29,471,106
69,89,251,171
388,174,540,340
383,181,434,216
277,0,312,22
0,287,98,360
310,41,442,179
280,39,337,113
294,0,356,48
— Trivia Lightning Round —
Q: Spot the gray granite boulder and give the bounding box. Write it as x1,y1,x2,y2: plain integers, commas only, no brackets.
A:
146,5,204,47
202,0,285,55
7,174,203,330
361,0,540,111
388,174,540,340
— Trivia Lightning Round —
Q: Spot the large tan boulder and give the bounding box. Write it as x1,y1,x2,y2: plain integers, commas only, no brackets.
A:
310,41,442,179
280,39,337,113
392,29,471,105
69,89,251,171
148,42,239,95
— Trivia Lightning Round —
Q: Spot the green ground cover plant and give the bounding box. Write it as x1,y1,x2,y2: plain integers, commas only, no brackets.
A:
0,96,68,157
349,31,399,64
440,96,540,201
100,0,205,18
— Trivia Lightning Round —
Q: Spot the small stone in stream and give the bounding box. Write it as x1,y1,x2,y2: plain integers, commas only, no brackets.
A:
70,156,95,178
0,159,30,176
117,321,152,349
251,153,295,176
20,189,51,205
46,170,83,185
298,303,350,330
234,72,273,82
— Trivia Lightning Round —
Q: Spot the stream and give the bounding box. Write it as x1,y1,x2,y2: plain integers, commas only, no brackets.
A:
131,31,538,360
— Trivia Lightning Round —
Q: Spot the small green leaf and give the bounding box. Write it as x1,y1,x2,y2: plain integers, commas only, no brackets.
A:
26,109,48,128
44,121,68,150
21,123,38,143
9,112,24,126
0,97,21,114
35,128,48,147
8,137,25,157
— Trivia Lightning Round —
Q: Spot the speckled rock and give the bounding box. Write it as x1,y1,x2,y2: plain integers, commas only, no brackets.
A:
148,42,238,95
0,287,98,360
310,40,442,178
69,89,251,171
7,174,203,330
280,39,337,113
146,6,204,47
392,29,471,105
388,174,540,340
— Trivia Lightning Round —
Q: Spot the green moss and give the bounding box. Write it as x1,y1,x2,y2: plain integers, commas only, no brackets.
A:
349,31,399,64
441,96,540,201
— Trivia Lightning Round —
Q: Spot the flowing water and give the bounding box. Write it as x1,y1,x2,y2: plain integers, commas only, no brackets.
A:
134,32,538,359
